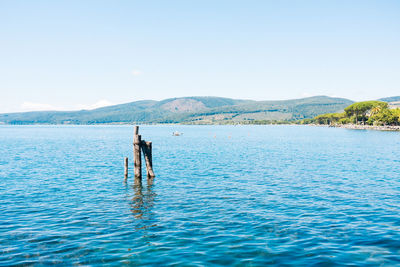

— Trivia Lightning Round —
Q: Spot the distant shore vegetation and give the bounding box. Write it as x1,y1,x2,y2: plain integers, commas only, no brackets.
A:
302,101,400,126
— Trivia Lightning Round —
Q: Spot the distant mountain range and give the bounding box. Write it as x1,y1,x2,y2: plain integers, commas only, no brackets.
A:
0,95,397,125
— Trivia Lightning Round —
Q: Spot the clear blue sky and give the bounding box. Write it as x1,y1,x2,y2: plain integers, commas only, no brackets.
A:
1,0,399,112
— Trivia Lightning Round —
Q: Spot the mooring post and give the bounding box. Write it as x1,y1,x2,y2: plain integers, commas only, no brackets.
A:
124,157,128,181
142,141,155,178
133,127,142,181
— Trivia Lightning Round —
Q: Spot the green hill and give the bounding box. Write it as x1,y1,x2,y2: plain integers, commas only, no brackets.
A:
0,96,353,125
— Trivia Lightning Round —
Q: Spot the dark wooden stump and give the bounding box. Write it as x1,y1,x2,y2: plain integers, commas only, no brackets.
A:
133,134,142,181
124,157,128,181
141,141,155,178
131,125,155,183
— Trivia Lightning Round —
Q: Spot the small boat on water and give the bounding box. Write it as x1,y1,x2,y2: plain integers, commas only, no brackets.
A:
172,131,183,136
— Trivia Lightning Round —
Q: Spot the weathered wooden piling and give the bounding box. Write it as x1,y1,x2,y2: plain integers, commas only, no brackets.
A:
133,133,142,181
131,125,155,183
141,141,155,178
124,157,128,181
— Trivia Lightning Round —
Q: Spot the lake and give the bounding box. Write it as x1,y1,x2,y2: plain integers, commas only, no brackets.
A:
1,125,400,265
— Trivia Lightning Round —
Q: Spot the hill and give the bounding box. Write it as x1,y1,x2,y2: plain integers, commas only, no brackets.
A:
379,96,400,102
378,96,400,109
0,96,353,125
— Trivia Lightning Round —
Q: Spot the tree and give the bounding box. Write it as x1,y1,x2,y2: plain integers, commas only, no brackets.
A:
368,108,400,126
344,101,388,124
314,113,346,125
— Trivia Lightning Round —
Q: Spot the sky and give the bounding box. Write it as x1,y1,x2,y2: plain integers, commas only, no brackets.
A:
1,0,400,113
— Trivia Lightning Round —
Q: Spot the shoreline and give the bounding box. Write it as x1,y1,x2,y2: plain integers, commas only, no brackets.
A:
315,124,400,131
1,123,400,131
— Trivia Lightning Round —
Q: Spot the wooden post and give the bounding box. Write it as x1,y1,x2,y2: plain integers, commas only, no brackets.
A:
134,132,142,181
141,141,155,178
132,125,155,182
124,157,128,181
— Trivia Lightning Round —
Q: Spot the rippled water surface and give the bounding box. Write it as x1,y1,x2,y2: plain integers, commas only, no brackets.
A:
1,125,400,266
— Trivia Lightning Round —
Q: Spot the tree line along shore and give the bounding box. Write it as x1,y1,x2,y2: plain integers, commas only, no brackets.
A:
232,100,400,131
299,100,400,130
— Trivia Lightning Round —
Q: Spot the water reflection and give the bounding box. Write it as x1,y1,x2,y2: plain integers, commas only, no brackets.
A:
130,180,156,221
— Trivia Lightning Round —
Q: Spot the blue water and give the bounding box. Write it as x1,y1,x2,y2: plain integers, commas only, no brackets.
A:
1,125,400,266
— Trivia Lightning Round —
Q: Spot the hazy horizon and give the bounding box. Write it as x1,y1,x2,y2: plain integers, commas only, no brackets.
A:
2,0,400,112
